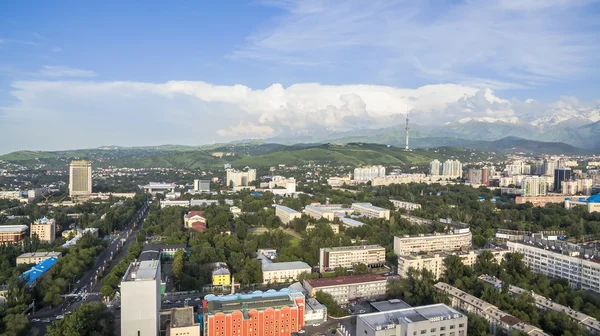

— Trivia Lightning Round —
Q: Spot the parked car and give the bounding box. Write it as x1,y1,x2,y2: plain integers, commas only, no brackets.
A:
42,318,50,323
55,315,64,320
31,318,40,323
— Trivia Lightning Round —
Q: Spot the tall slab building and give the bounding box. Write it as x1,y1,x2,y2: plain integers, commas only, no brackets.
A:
69,160,92,197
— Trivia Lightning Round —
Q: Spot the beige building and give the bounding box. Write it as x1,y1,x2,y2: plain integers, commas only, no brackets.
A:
16,251,62,266
319,245,386,273
393,230,472,255
397,248,509,279
304,204,351,221
303,274,387,305
355,304,467,336
167,307,200,336
436,282,549,336
257,251,311,285
275,205,302,224
225,168,256,187
351,203,390,220
30,217,56,243
306,223,339,234
390,200,422,211
69,160,92,198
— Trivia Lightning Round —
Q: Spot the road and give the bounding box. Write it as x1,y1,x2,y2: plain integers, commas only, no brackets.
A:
29,201,151,333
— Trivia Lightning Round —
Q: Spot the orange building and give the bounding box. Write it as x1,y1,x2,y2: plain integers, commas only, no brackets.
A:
202,289,305,336
0,225,28,244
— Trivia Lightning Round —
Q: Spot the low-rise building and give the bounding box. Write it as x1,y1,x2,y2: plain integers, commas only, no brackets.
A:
319,245,386,273
212,262,231,286
435,282,549,336
257,250,311,285
16,251,62,266
0,225,28,244
304,204,351,221
339,217,365,228
168,307,200,336
30,217,56,243
393,229,472,255
306,223,339,234
354,303,467,336
515,195,572,207
351,203,390,220
304,298,327,324
160,200,191,208
390,200,422,211
275,205,302,224
184,210,207,232
397,248,509,279
303,274,387,305
139,182,177,195
564,193,600,213
370,299,412,312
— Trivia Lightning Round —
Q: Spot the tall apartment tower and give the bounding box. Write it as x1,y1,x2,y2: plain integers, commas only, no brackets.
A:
121,260,161,336
442,160,462,178
429,159,441,176
521,176,548,197
69,160,92,197
30,217,56,243
554,168,572,193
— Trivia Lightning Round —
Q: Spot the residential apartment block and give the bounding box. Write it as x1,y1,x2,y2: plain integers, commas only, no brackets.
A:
353,166,386,181
275,205,302,225
202,289,305,336
397,248,509,279
225,168,256,187
390,200,422,211
16,251,62,266
257,251,311,285
319,245,386,273
354,304,467,336
351,203,391,220
30,217,56,243
393,229,472,255
303,274,387,305
435,282,549,336
121,260,161,336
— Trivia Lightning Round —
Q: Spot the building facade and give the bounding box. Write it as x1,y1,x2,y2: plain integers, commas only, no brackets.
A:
303,274,387,305
0,225,28,244
212,262,231,286
390,200,421,211
429,159,441,176
30,217,56,243
121,260,161,336
319,245,386,273
393,230,472,255
202,289,305,336
554,168,572,192
184,211,207,232
193,179,211,192
521,176,548,197
226,168,257,187
353,166,386,181
355,304,467,336
16,251,61,266
275,205,302,225
258,251,311,285
304,204,351,221
69,160,92,197
442,160,463,178
168,307,200,336
351,203,391,220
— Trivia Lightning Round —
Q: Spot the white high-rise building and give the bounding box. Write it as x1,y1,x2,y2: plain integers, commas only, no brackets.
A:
69,161,92,197
442,160,462,178
429,159,441,176
121,260,161,336
353,166,386,181
193,179,210,192
521,176,548,197
225,168,256,187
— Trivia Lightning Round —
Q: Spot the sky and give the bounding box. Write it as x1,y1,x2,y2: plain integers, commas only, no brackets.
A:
0,0,599,154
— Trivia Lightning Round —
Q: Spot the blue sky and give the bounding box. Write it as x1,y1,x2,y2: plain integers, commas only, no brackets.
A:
1,0,599,153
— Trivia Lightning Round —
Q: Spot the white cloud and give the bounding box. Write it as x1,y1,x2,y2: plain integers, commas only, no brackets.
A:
39,66,97,78
231,0,599,86
217,121,275,137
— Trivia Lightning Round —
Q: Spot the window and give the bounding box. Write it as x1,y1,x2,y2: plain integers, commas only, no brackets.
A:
440,327,446,331
421,330,426,334
431,328,436,332
459,324,464,328
450,325,455,330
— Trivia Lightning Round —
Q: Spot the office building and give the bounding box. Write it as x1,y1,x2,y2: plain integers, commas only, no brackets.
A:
442,160,462,178
184,211,206,232
202,289,305,336
257,250,311,284
354,304,467,336
193,179,210,193
226,168,256,187
390,200,421,211
212,262,231,286
436,282,548,336
429,159,441,176
275,205,302,224
397,248,508,279
306,223,339,234
393,229,472,255
353,166,386,181
168,307,200,336
69,160,92,198
30,217,56,243
304,204,351,221
554,168,572,192
303,274,387,305
507,240,600,293
16,251,61,266
351,203,390,220
521,176,548,197
0,225,28,244
140,182,177,195
319,245,386,273
121,260,161,336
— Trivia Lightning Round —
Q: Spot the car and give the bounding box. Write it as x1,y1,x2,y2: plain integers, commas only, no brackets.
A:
194,297,202,301
175,300,182,304
65,311,72,315
42,318,51,323
359,310,366,313
31,318,40,323
76,280,81,284
298,330,306,334
184,297,191,301
312,323,321,327
55,315,64,320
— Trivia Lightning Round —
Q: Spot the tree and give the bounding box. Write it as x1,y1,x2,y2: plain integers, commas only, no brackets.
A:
47,302,115,336
466,313,489,336
1,313,30,336
443,255,471,285
100,285,114,298
352,262,370,275
173,249,185,279
473,250,501,277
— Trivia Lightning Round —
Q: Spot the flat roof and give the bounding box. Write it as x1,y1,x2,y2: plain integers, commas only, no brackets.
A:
171,307,196,328
321,245,384,252
17,251,61,259
371,299,412,312
340,217,365,227
257,253,310,271
359,304,464,330
306,274,386,288
0,225,28,232
352,203,389,211
204,289,303,315
123,260,160,281
138,250,161,262
275,205,301,214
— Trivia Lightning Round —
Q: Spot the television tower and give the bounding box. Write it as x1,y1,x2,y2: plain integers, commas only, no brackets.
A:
404,108,410,151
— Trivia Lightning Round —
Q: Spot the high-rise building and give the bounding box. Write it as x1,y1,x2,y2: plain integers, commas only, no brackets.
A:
69,160,92,197
521,176,548,197
225,168,256,187
202,289,305,336
543,159,557,176
121,260,161,336
429,159,441,176
554,168,572,192
193,179,210,192
30,217,56,243
442,160,462,178
353,166,386,181
481,167,489,186
561,178,593,195
467,168,483,184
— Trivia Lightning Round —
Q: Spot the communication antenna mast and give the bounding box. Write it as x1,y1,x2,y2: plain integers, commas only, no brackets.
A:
405,107,410,151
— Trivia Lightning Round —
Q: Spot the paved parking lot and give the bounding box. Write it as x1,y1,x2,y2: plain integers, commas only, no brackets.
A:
302,316,356,336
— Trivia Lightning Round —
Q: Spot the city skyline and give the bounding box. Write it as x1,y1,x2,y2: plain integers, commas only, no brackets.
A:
1,1,599,153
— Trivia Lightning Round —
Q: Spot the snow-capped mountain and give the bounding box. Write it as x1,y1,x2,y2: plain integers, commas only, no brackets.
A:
447,116,521,125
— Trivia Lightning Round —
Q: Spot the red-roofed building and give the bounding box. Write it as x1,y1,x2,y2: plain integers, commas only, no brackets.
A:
303,274,387,305
184,211,207,232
